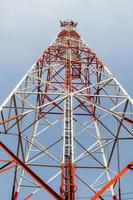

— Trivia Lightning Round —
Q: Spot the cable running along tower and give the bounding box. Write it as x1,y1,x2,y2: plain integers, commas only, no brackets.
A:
0,21,133,200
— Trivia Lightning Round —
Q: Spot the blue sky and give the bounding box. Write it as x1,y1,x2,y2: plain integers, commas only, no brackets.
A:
0,0,133,103
0,0,133,199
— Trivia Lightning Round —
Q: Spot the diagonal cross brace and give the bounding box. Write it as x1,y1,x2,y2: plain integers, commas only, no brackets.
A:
90,161,133,200
0,141,62,200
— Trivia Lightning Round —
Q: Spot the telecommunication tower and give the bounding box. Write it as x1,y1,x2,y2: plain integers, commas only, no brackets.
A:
0,21,133,200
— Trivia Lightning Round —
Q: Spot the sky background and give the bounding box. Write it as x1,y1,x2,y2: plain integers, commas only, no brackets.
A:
0,0,133,199
0,0,133,104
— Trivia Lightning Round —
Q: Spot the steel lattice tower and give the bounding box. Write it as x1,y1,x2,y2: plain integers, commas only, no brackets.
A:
0,21,133,200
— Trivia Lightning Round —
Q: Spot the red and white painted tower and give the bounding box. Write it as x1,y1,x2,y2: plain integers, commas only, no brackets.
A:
0,21,133,200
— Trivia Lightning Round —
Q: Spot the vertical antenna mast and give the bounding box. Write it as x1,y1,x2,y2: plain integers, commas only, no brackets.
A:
60,21,77,200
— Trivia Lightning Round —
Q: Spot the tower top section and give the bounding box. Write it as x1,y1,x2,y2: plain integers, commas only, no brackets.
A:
58,20,80,39
60,20,78,31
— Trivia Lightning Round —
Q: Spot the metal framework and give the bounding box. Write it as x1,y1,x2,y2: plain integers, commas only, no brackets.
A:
90,160,133,200
0,21,133,200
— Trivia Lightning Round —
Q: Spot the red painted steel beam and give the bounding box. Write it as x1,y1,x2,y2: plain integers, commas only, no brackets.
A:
90,161,133,200
0,163,16,174
0,141,62,200
0,114,23,125
123,117,133,124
